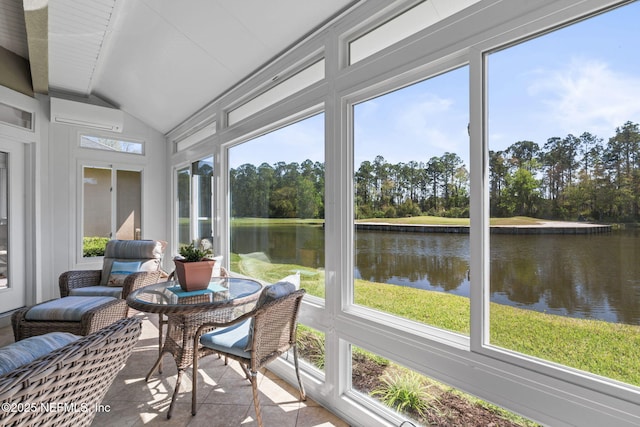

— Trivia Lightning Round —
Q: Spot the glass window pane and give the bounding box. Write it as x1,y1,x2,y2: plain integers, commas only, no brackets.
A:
176,122,216,152
349,1,479,64
353,67,470,334
83,167,111,257
350,344,536,426
80,135,143,154
296,325,325,373
487,2,640,387
0,153,8,288
116,170,141,240
228,60,324,125
229,114,325,298
0,102,32,130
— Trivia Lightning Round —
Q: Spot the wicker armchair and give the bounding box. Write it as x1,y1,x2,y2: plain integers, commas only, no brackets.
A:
192,288,306,427
0,317,142,427
59,239,166,301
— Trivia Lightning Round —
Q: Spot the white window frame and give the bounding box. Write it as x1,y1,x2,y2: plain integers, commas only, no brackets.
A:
168,1,640,425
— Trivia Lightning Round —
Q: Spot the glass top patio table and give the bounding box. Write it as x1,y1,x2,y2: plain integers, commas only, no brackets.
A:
126,277,263,314
126,277,263,419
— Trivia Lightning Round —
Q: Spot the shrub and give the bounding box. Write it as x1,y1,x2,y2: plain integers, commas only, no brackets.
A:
384,206,397,218
177,242,213,262
372,371,436,418
83,237,109,257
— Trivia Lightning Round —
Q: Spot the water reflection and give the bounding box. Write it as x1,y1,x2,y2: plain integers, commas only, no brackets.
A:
491,232,640,325
231,223,640,325
355,231,470,293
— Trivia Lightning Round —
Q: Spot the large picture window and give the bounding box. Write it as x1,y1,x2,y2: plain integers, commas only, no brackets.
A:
169,2,640,425
229,113,325,298
487,1,640,387
353,66,470,334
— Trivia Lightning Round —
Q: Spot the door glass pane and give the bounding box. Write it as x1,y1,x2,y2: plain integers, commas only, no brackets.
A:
116,170,141,240
0,152,7,288
353,67,470,334
193,157,213,244
487,2,640,387
177,166,191,246
83,167,111,257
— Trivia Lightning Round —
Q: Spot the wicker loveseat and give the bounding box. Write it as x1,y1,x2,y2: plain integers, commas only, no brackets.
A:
0,317,141,427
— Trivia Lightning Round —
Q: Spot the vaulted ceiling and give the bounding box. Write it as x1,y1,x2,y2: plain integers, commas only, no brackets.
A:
0,0,357,133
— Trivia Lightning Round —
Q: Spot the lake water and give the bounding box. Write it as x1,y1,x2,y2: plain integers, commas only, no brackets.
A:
231,224,640,325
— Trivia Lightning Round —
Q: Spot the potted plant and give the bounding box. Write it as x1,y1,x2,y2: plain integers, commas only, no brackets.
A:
173,242,216,291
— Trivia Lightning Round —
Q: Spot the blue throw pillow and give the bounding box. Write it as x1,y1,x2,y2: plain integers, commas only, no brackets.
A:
107,260,142,287
0,332,80,376
245,273,300,351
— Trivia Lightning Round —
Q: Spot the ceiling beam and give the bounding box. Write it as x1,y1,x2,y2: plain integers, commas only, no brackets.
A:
23,0,48,94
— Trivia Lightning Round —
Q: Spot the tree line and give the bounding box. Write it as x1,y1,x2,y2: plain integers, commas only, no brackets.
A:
231,120,640,222
231,160,325,219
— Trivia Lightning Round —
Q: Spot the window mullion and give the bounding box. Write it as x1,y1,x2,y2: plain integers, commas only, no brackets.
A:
469,47,489,352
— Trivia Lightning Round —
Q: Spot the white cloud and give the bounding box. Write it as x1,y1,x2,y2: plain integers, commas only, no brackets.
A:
528,57,640,137
394,93,466,155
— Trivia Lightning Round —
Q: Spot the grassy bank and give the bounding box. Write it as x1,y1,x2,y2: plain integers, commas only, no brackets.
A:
234,215,558,227
232,253,640,387
357,215,562,226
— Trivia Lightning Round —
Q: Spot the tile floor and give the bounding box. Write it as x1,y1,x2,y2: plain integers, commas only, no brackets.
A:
0,314,349,427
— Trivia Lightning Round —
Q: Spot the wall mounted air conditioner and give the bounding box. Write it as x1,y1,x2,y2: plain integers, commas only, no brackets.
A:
50,98,124,132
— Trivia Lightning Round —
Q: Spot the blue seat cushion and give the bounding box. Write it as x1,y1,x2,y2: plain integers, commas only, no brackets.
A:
0,332,80,375
69,286,123,298
199,319,251,359
25,296,117,321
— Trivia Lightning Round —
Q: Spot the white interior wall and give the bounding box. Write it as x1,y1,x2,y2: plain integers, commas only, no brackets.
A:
48,102,169,298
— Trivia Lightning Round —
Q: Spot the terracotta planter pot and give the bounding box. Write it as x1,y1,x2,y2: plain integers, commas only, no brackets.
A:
173,259,215,291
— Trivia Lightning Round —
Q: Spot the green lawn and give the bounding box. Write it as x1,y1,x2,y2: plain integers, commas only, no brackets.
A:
231,253,640,387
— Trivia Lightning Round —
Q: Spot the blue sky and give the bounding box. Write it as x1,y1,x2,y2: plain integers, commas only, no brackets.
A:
230,1,640,169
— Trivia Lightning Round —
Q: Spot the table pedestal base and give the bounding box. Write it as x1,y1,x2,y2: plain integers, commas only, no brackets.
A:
145,312,229,419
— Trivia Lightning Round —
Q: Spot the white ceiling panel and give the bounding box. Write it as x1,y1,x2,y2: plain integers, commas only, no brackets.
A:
90,0,355,133
91,0,238,132
2,0,356,133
